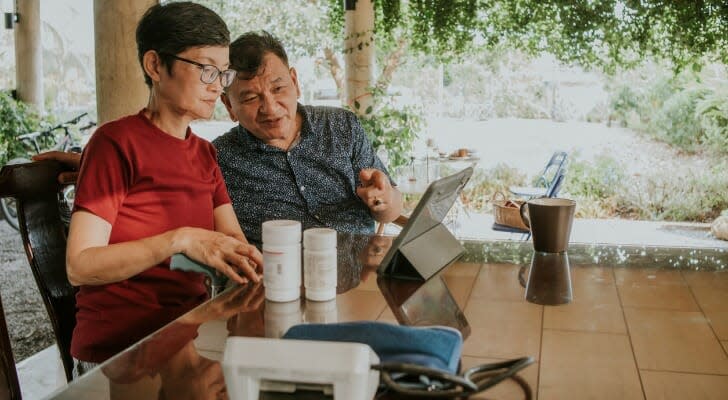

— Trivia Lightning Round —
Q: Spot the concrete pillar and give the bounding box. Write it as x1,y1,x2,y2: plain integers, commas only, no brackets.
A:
93,0,157,124
14,0,43,112
344,0,375,117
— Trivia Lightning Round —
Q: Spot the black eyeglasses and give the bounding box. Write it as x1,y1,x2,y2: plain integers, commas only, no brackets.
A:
161,53,236,88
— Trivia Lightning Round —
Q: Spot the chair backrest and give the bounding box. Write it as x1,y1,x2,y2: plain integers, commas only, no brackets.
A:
0,160,77,382
546,172,565,198
0,295,21,400
535,151,567,189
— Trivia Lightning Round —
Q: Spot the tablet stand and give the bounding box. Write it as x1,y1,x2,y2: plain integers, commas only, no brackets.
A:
381,223,463,281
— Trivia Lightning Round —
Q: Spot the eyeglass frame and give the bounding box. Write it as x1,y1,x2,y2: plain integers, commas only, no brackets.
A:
159,52,237,89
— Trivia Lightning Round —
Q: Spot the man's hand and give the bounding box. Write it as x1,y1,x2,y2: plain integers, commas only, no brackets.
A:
356,168,403,223
32,151,81,184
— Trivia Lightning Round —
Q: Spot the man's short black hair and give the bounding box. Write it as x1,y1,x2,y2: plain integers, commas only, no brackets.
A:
136,2,230,88
229,31,289,80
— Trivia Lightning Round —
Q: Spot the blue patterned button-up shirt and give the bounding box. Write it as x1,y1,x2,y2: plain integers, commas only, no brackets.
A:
213,104,393,245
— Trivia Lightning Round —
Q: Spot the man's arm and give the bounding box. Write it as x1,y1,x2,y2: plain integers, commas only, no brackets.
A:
33,151,81,184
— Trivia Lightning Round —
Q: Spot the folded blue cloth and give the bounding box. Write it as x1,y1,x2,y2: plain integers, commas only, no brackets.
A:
283,321,462,374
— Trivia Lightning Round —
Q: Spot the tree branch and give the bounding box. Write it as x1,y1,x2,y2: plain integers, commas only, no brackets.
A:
322,47,344,96
376,37,408,92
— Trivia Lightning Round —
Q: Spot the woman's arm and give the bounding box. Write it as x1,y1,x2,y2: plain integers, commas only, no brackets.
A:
66,210,262,286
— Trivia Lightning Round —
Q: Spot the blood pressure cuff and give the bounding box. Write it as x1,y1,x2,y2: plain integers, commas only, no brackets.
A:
282,321,462,374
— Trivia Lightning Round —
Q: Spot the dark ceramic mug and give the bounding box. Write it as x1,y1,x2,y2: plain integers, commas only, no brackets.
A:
520,198,576,253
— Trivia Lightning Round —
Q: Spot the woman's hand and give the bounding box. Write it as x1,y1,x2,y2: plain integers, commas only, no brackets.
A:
173,228,263,285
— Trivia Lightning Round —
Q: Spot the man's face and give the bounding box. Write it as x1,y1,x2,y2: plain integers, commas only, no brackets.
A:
222,53,301,145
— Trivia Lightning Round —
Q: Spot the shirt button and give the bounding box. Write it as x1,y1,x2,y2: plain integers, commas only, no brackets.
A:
300,185,305,191
287,152,291,156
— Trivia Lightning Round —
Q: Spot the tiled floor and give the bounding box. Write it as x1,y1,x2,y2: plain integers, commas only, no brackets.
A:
453,262,728,399
18,261,728,399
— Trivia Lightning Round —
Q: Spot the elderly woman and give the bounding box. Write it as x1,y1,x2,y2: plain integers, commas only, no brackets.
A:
61,2,262,375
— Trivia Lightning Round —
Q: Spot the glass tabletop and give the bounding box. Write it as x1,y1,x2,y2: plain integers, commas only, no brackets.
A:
47,233,728,399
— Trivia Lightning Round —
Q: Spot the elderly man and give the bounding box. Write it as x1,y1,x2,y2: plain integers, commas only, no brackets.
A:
215,31,402,245
37,31,402,246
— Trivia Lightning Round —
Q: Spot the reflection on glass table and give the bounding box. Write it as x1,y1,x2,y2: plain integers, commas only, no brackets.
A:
521,251,573,305
47,233,728,400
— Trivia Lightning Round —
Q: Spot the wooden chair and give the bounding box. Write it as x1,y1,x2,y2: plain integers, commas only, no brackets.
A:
0,160,77,382
0,294,21,400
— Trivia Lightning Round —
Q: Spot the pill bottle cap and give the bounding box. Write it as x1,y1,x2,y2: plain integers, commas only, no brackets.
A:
303,228,337,250
262,220,301,246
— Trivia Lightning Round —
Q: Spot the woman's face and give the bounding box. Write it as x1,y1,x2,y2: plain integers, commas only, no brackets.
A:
156,45,229,121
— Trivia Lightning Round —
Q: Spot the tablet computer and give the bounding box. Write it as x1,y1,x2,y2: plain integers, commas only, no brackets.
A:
378,167,473,280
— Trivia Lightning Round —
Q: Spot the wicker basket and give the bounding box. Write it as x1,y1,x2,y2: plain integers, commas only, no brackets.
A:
492,192,528,230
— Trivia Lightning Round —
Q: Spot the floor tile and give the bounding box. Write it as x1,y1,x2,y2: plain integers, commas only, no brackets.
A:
16,345,66,400
335,290,386,321
704,310,728,341
624,308,728,374
570,267,620,305
544,303,626,334
615,268,686,286
353,272,380,291
619,284,699,311
682,270,728,290
443,261,481,278
641,370,728,400
461,356,539,400
469,264,527,301
442,275,476,309
462,299,542,360
690,286,728,311
539,330,642,400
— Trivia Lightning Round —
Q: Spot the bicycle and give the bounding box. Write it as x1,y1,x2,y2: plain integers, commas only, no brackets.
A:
0,113,96,231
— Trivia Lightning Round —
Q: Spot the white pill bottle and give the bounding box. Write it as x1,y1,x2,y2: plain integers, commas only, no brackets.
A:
303,228,337,301
262,220,302,302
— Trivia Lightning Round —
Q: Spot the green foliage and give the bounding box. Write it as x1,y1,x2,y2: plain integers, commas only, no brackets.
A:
460,164,526,212
606,67,728,155
328,0,728,72
564,155,625,200
696,87,728,156
652,88,707,150
560,153,727,222
608,85,640,127
200,0,336,59
618,161,728,222
354,88,424,170
0,92,43,165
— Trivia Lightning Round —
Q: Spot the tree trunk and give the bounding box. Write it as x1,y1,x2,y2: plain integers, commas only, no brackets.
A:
344,0,374,117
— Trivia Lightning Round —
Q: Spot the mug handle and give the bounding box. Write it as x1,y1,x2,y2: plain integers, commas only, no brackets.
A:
519,202,530,229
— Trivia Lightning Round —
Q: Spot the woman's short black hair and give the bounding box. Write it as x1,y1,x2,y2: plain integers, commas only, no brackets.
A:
135,2,230,87
229,31,289,80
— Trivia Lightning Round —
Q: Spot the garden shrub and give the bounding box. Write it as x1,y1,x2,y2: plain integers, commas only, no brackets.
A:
696,88,728,155
617,161,728,222
650,88,708,151
564,154,625,199
0,91,44,165
460,164,526,212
